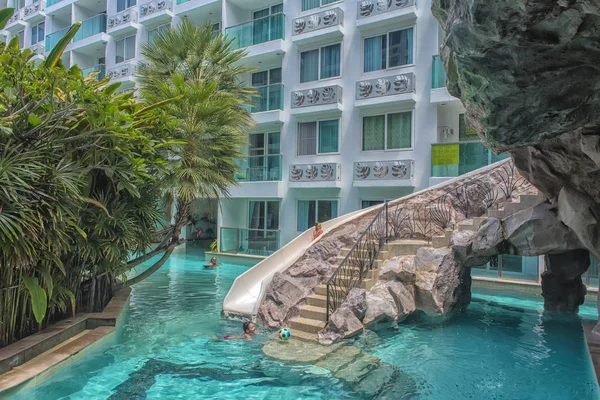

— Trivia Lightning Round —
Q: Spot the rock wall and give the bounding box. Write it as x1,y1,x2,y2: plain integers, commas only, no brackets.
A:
431,1,600,318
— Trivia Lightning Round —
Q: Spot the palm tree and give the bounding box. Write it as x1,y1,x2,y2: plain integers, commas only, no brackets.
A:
125,20,256,285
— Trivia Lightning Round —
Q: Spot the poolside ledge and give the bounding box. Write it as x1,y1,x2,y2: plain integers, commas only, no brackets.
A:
0,287,132,394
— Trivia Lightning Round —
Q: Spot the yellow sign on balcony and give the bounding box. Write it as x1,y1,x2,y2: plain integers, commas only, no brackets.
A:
432,143,459,165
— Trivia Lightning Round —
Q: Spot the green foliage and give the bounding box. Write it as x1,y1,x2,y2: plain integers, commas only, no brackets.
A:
0,8,13,30
0,11,172,345
210,239,219,253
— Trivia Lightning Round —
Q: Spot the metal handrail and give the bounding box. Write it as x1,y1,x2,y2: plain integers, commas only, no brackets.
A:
325,161,526,322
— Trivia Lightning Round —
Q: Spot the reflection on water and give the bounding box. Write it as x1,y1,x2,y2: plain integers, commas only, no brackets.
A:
6,247,600,400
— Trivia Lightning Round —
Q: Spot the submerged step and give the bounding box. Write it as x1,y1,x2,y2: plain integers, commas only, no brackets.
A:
289,317,325,334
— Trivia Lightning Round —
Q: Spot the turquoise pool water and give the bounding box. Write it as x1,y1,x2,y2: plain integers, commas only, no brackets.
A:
6,248,600,399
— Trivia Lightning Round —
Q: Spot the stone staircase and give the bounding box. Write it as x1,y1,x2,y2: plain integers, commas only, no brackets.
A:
431,192,546,248
289,239,431,341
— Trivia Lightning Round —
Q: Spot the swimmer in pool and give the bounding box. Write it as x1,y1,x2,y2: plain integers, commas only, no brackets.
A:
204,257,218,268
223,321,259,341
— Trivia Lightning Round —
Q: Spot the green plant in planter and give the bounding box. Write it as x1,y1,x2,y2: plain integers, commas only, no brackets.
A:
210,239,219,253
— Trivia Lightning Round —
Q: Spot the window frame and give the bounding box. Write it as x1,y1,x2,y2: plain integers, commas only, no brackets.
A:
116,0,137,13
295,199,339,232
301,0,342,12
360,110,414,152
296,118,341,156
248,200,280,231
147,23,169,44
115,34,136,64
362,26,415,74
17,30,24,49
31,22,44,45
299,42,342,83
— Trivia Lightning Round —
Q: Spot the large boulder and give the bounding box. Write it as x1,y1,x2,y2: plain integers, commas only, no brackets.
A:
471,218,504,257
363,283,398,326
318,306,364,345
541,249,590,312
258,273,309,327
379,256,416,283
386,281,416,320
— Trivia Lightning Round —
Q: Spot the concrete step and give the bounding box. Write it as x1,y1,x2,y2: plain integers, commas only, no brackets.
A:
432,235,449,248
502,201,522,215
300,304,328,321
487,209,505,219
289,328,318,342
444,228,454,239
457,221,476,231
307,294,327,308
327,269,377,282
289,316,325,334
384,240,430,257
473,216,488,227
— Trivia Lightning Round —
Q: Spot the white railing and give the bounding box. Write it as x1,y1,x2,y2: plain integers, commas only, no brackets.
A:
289,163,341,182
357,0,416,19
23,0,45,18
139,0,172,18
292,85,342,108
107,62,135,80
293,7,343,36
108,8,138,30
356,72,415,100
7,9,23,25
30,43,45,56
354,160,413,181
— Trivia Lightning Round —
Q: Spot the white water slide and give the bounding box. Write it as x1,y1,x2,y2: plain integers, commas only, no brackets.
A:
222,160,511,318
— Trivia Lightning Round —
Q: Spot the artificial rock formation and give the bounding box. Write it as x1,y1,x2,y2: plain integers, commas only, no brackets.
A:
319,247,471,343
542,250,590,312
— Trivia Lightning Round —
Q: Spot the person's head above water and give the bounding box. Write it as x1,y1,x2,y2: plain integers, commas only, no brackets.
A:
243,321,256,334
210,257,217,264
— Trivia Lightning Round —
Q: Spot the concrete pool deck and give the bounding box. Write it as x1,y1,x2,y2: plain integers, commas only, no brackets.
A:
0,287,131,394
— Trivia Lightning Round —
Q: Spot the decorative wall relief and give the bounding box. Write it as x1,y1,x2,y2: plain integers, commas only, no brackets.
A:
289,163,341,182
354,160,412,180
293,8,343,35
356,73,414,100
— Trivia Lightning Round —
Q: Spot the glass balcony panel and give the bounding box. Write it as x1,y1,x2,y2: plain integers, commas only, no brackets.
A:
225,13,285,49
82,64,106,80
219,227,280,256
431,141,509,177
236,154,282,182
47,0,62,6
432,55,447,89
45,26,69,51
251,84,283,113
73,14,107,42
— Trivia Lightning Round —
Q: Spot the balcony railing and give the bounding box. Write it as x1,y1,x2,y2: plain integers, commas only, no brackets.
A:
45,26,69,51
24,1,45,18
219,227,280,256
249,84,283,113
7,9,23,25
357,0,415,19
82,64,106,80
236,154,282,182
293,8,343,36
30,42,45,56
432,55,446,89
225,13,285,49
47,0,64,6
290,163,341,183
139,0,172,18
431,141,509,178
356,72,415,100
73,14,107,41
107,62,136,80
354,160,412,181
292,85,342,108
108,8,138,30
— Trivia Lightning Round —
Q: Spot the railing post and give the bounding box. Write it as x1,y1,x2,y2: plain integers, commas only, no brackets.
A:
385,202,389,243
236,228,240,254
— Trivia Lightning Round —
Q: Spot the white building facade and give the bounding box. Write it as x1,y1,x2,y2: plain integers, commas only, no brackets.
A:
2,0,508,256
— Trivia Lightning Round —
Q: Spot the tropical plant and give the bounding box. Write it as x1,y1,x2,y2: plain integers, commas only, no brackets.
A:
0,10,172,346
210,239,219,253
124,20,255,285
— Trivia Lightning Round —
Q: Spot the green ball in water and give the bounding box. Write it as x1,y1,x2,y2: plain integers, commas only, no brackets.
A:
278,328,291,341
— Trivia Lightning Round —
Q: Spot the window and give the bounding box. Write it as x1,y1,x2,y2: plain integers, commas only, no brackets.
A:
115,35,136,63
117,0,136,12
247,132,280,181
252,68,282,112
362,112,412,151
297,119,339,155
252,4,283,44
297,200,338,231
212,22,221,36
31,22,45,45
364,27,414,72
249,200,280,230
15,0,25,10
148,24,169,44
361,200,384,209
458,114,478,142
301,0,338,11
300,43,341,83
17,30,24,49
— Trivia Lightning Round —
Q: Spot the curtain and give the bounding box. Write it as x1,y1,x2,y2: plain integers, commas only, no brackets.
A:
268,132,280,154
249,201,264,229
320,43,341,79
115,39,125,63
300,49,319,83
389,28,414,67
387,112,412,149
253,8,269,45
270,12,283,41
266,201,280,230
302,0,320,11
362,116,385,151
364,35,386,72
297,122,317,155
318,120,339,153
297,201,310,231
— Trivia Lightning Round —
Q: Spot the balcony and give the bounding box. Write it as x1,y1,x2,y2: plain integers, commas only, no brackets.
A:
355,72,415,111
139,0,173,24
225,13,285,68
291,85,342,119
82,64,106,81
175,0,219,15
5,9,25,31
249,84,284,126
230,154,283,198
108,8,139,35
292,7,343,48
219,227,280,256
30,42,45,58
289,163,341,188
46,27,69,52
431,55,459,104
353,160,414,187
23,0,46,23
107,62,136,83
356,0,417,31
68,14,108,53
431,141,509,178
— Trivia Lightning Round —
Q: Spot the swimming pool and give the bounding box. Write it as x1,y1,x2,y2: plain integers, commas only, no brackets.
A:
6,247,599,399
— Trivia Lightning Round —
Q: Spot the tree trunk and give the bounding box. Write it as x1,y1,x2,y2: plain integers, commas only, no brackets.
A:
124,198,191,287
